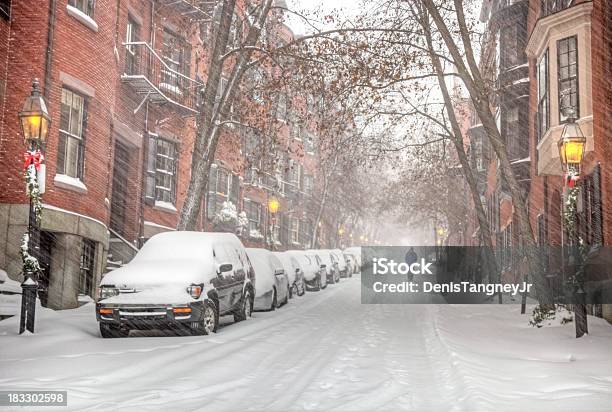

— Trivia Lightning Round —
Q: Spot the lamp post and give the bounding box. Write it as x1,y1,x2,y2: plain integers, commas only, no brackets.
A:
267,196,280,250
558,104,588,338
18,79,51,334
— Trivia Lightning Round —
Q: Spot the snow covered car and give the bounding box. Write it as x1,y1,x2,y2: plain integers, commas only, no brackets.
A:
332,249,350,278
343,253,356,276
311,249,340,284
247,248,290,311
344,247,362,273
96,232,255,338
291,250,327,291
274,251,306,298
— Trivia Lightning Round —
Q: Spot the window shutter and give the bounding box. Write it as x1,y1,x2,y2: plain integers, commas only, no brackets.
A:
231,173,240,206
144,134,156,205
592,164,603,245
279,213,288,245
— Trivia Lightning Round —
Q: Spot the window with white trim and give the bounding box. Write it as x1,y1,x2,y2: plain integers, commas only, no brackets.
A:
154,139,177,204
537,49,549,140
557,36,579,122
303,174,314,194
290,217,300,244
58,88,87,179
243,199,262,233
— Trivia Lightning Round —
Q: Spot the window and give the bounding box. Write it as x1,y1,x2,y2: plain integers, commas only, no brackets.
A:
125,17,139,75
0,0,10,20
299,219,312,246
161,29,191,92
557,36,579,122
243,199,262,233
541,0,573,18
288,162,301,186
154,139,177,204
501,25,518,68
251,68,265,103
304,132,315,154
505,106,520,159
58,88,87,179
537,49,549,140
207,166,237,219
69,0,95,17
303,174,314,194
79,239,96,297
276,94,287,121
474,137,484,172
290,218,300,244
227,12,242,51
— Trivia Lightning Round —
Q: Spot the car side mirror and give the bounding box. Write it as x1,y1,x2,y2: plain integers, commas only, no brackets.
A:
218,263,233,274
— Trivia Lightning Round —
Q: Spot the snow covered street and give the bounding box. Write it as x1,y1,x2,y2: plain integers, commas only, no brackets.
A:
1,276,612,411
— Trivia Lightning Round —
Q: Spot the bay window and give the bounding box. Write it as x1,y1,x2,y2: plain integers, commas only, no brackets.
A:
537,49,549,140
557,36,579,122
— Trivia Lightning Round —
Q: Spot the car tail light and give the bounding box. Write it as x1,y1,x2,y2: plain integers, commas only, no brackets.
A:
187,284,203,299
99,308,113,315
173,307,192,314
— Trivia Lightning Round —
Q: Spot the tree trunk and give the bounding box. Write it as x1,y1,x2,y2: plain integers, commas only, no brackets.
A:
421,0,553,305
420,10,500,290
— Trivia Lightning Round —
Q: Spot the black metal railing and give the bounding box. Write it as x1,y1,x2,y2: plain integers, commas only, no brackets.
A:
122,42,202,114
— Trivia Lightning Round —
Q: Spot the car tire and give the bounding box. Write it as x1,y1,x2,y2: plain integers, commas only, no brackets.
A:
234,288,252,323
192,300,219,335
270,288,277,311
100,323,129,338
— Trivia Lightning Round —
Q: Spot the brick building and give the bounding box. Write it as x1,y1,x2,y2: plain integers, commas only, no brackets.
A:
0,0,330,310
464,0,611,320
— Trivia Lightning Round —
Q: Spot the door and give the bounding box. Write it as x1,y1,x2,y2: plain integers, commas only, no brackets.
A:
211,245,233,314
110,141,130,236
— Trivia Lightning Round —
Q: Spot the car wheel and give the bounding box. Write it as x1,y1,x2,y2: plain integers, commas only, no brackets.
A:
100,323,129,338
234,288,252,323
270,288,277,311
192,301,218,335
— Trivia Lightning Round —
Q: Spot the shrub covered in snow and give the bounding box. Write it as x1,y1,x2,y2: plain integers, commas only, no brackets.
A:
214,201,239,227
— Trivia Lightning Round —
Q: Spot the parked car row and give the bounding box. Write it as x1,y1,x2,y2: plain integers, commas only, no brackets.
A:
96,232,361,338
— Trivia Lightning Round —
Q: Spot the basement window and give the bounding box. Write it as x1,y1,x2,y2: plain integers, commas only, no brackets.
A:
0,0,10,20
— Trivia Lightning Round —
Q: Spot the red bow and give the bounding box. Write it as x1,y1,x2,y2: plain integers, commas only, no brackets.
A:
566,173,579,188
23,151,44,170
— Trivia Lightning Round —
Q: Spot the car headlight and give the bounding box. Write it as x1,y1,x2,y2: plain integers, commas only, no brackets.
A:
98,285,119,300
187,284,204,299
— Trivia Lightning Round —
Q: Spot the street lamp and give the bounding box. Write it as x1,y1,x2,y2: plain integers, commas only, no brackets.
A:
19,79,51,146
267,196,280,214
267,197,280,249
18,79,50,334
557,104,588,338
558,106,586,173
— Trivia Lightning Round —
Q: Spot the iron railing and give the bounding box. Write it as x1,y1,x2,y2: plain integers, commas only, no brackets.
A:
122,41,202,115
